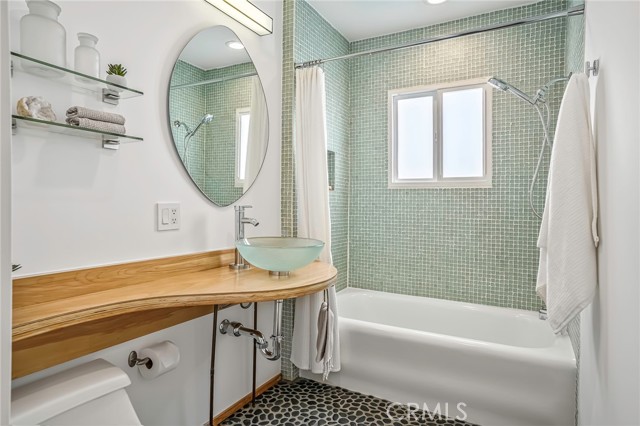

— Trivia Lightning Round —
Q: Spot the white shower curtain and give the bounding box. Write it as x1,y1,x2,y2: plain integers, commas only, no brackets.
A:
244,76,269,193
290,67,341,378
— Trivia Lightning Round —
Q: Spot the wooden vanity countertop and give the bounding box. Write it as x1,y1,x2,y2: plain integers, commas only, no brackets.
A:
12,249,337,342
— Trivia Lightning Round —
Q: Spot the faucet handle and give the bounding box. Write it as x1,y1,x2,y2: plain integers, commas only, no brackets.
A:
235,205,252,211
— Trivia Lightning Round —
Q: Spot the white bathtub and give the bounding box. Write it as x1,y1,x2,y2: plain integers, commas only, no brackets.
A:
301,288,576,426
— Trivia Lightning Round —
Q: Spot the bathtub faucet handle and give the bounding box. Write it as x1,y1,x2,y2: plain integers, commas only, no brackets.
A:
539,309,548,320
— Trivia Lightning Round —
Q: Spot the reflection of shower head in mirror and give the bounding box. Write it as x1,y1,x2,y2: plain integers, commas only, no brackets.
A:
173,120,191,134
190,113,214,137
173,114,213,138
182,113,215,165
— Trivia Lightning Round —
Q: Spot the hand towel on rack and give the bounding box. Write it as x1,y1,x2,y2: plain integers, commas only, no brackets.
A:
315,291,336,380
66,106,126,125
536,73,599,334
66,117,126,135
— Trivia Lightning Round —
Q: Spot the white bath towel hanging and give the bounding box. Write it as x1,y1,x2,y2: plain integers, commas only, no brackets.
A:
290,66,340,379
536,73,599,334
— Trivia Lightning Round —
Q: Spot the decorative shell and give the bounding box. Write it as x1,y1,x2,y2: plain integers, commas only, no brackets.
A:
16,96,57,121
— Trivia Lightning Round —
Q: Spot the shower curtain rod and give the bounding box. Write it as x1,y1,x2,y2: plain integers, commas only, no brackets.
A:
294,4,584,69
170,71,257,89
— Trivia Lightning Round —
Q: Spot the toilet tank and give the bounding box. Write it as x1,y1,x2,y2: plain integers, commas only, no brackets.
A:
12,359,142,426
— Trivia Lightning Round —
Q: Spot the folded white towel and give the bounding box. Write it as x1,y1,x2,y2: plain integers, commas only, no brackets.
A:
66,106,125,125
536,73,599,334
66,117,126,135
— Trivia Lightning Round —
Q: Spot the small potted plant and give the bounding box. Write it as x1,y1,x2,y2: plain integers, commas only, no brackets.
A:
106,63,127,92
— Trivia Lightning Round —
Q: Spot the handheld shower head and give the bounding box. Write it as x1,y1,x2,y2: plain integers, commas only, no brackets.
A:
487,77,535,105
487,77,509,91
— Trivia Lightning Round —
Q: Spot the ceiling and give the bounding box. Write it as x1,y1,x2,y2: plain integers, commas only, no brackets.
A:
306,0,540,42
179,26,251,70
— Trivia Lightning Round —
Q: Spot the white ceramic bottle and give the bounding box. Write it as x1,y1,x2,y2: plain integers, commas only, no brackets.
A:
74,33,100,79
20,0,66,69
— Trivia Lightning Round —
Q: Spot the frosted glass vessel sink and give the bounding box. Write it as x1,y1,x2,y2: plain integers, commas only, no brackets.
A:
236,237,324,275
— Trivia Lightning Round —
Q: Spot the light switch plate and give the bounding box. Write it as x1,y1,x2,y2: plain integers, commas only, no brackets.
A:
157,203,180,231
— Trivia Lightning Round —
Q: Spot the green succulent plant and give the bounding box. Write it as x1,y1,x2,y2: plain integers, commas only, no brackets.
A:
106,64,127,77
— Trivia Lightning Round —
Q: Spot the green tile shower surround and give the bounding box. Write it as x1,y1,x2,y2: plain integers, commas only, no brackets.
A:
280,0,351,380
281,0,575,380
348,0,568,311
170,60,255,205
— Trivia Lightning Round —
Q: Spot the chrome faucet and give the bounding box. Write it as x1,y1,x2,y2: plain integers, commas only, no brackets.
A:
230,205,259,270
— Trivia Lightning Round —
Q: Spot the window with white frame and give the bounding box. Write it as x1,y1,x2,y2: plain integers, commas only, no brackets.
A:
388,78,492,188
235,107,251,186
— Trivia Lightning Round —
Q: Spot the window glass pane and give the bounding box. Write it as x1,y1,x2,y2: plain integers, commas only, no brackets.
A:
396,95,433,179
442,88,484,178
238,112,250,180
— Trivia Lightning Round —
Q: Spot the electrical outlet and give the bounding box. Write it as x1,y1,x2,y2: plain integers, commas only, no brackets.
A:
157,203,180,231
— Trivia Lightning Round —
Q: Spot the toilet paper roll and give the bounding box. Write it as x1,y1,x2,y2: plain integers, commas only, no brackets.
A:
138,341,180,380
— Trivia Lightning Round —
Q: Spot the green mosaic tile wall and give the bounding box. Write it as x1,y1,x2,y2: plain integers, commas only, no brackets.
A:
280,0,298,381
348,0,570,312
281,0,581,380
170,60,255,206
280,0,351,380
294,0,351,294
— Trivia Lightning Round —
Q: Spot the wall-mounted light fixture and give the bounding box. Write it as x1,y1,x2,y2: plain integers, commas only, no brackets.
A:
203,0,273,36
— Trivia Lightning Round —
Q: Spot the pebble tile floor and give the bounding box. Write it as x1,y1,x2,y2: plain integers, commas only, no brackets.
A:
222,379,476,426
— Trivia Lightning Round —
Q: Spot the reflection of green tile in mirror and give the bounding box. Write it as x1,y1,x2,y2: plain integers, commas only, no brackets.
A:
170,60,207,190
168,25,268,207
204,62,256,206
169,60,258,206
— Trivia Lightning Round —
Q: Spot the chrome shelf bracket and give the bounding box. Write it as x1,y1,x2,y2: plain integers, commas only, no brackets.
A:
102,135,120,150
102,88,120,105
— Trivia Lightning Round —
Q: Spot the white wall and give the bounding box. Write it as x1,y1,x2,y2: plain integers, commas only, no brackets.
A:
0,1,13,424
7,1,283,425
579,1,640,425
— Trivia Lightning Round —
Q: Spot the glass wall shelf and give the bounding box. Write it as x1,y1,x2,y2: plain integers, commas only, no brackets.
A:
12,115,143,150
11,52,143,100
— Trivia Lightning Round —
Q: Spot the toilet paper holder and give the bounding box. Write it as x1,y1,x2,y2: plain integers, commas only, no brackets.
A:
128,351,153,369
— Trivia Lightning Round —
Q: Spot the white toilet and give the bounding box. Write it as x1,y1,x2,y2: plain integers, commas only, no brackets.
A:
11,359,142,426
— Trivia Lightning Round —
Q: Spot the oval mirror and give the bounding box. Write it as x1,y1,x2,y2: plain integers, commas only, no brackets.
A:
168,26,269,206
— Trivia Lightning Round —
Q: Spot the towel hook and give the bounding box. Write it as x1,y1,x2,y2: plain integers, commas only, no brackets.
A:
585,59,599,77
